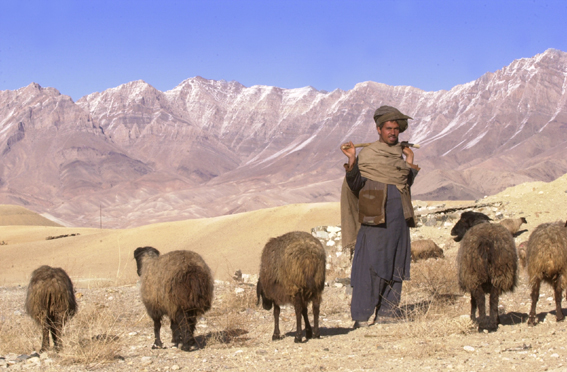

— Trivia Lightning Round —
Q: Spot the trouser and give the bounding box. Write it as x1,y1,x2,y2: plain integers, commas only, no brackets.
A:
351,276,402,322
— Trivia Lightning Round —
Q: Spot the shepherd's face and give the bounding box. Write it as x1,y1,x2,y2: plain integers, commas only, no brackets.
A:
377,120,400,145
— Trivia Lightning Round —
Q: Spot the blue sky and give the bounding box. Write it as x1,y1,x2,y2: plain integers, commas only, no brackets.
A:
1,0,566,101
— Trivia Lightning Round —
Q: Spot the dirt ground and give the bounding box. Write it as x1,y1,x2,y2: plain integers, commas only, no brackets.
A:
3,268,567,372
1,173,567,371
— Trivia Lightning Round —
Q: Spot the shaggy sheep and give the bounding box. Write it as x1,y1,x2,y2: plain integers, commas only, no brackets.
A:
134,246,214,351
525,220,567,326
454,220,517,332
500,217,528,236
411,239,444,262
257,231,326,343
450,211,492,242
25,265,77,352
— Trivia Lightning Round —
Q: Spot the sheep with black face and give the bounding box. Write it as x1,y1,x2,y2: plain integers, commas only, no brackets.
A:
134,246,214,351
452,212,518,332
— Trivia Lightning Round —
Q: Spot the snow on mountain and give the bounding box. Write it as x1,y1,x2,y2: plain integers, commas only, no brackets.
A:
1,49,566,228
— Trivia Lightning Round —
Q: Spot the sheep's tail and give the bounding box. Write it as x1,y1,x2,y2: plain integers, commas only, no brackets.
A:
287,241,326,300
170,266,214,313
26,267,77,323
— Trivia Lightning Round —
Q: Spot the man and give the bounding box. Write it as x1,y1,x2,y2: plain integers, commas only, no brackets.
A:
340,105,420,327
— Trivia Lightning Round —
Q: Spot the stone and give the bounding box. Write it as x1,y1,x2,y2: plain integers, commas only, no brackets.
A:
141,357,153,366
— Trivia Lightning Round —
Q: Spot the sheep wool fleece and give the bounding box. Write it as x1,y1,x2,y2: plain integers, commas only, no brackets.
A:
344,154,417,322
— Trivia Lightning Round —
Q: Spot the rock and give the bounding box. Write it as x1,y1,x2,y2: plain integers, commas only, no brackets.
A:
141,357,153,366
463,346,475,352
171,365,181,370
25,357,40,365
16,354,30,362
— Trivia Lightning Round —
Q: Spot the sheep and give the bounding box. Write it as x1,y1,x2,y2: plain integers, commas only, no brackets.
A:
257,231,326,343
454,219,517,332
500,217,528,236
525,220,567,326
134,246,214,351
450,211,492,242
411,239,444,262
25,265,77,352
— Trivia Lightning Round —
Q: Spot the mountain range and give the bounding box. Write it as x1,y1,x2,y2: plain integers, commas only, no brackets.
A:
1,49,566,228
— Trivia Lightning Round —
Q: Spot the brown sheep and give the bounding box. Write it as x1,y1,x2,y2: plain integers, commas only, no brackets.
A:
257,231,326,343
455,220,517,332
525,220,567,326
134,247,214,351
25,265,77,352
500,217,528,235
411,239,444,262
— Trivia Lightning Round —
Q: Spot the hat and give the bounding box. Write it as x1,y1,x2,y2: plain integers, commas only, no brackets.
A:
373,105,413,132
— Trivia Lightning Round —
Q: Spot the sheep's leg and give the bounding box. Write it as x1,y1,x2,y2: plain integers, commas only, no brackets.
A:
272,304,284,341
293,295,303,343
485,285,499,332
471,287,487,332
470,291,477,322
312,296,321,339
553,278,565,322
302,306,312,340
152,318,164,349
528,279,541,326
178,310,197,352
40,321,50,353
50,316,64,351
170,319,179,347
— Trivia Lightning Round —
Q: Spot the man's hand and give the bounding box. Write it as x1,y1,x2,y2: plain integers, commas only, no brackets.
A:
402,145,414,165
341,141,356,168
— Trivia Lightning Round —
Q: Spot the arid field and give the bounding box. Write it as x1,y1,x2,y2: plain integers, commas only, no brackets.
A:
1,174,567,371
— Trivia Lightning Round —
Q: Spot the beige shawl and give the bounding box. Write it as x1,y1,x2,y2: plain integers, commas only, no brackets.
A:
341,141,413,249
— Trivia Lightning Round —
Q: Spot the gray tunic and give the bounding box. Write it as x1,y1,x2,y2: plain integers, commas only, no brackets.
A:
346,162,414,321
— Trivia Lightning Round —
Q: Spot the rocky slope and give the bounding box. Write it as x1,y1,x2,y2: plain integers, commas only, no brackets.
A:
1,49,566,228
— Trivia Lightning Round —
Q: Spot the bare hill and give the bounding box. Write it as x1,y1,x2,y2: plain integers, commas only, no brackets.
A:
0,205,62,227
0,202,340,286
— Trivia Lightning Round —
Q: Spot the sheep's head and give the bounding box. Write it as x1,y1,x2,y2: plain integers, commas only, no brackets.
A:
133,246,160,276
256,280,273,311
450,211,491,242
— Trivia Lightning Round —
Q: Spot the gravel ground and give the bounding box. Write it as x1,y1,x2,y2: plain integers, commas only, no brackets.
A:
3,265,567,372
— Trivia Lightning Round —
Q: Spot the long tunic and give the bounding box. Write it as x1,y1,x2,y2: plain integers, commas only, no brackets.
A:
346,161,416,321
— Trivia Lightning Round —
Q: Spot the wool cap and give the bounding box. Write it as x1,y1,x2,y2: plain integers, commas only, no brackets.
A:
373,105,413,132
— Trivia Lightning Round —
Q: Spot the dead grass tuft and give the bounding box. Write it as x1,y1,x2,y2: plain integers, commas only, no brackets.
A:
205,282,257,348
391,257,474,339
59,303,124,367
0,314,38,354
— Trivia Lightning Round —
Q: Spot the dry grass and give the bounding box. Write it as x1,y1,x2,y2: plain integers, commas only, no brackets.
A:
58,303,124,367
395,257,475,339
0,313,38,354
203,281,258,348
